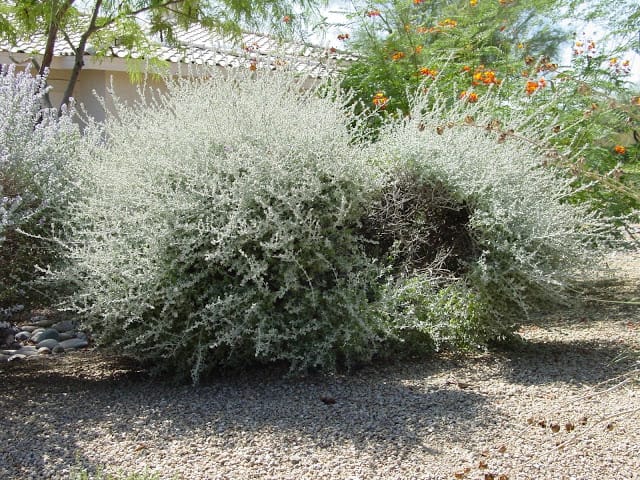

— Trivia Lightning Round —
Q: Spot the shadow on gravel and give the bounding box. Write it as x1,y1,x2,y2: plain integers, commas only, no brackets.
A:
1,354,490,478
496,338,637,387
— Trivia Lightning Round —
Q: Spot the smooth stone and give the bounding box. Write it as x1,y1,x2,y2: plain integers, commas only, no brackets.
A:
15,331,31,341
0,349,18,355
76,332,88,341
16,347,39,356
37,338,59,350
31,328,60,343
52,345,65,354
52,320,75,333
19,325,39,333
58,338,88,350
8,353,27,362
38,347,52,355
31,316,55,327
58,332,75,341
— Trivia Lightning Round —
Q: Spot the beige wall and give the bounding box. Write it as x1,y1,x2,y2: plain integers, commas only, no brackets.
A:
1,53,169,126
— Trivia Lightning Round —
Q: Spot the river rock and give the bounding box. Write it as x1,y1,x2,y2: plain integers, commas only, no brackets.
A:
76,332,88,341
38,347,52,355
15,331,31,341
31,316,55,327
16,346,38,356
19,325,39,333
31,328,60,343
52,345,65,354
58,332,76,341
58,338,89,350
8,353,27,362
36,338,59,350
52,320,75,333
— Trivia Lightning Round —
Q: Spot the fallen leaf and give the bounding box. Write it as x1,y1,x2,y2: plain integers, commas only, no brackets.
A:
457,381,472,390
527,417,535,425
550,423,560,433
479,460,489,469
498,475,509,480
565,422,575,432
497,445,507,454
453,471,466,479
134,443,147,452
484,474,495,480
320,396,336,405
480,450,490,457
537,420,547,428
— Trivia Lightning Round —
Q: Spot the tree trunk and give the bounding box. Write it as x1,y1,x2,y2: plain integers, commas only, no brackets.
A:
58,0,102,110
39,0,74,109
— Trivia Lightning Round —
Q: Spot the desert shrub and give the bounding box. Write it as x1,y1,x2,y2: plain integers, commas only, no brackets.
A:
0,64,80,307
369,90,605,348
57,71,391,382
56,70,603,381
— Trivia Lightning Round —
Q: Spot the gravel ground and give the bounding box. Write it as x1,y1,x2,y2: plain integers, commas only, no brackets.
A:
1,251,638,480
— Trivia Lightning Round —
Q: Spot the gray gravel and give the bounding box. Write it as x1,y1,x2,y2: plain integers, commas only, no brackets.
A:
1,251,638,480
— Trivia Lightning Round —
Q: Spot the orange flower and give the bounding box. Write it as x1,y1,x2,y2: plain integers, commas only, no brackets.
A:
525,80,539,95
249,61,257,71
419,67,437,77
481,70,500,85
413,0,424,4
366,10,381,17
438,18,457,28
414,45,423,54
337,33,350,41
614,145,626,155
392,51,405,61
282,15,291,23
462,65,471,72
372,91,389,109
416,26,429,34
460,91,478,102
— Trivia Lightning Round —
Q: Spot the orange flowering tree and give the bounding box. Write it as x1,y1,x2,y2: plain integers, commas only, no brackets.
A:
339,0,640,224
340,0,565,115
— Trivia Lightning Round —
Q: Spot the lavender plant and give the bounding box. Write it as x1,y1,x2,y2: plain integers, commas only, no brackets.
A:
0,64,79,307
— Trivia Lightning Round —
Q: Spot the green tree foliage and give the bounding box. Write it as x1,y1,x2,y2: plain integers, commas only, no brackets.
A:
339,0,640,223
339,0,565,114
0,0,321,110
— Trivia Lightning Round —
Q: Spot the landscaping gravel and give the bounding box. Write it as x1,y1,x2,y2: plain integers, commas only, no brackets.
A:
1,250,638,480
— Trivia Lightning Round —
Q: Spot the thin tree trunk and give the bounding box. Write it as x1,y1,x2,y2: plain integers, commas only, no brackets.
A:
59,0,102,110
39,0,74,109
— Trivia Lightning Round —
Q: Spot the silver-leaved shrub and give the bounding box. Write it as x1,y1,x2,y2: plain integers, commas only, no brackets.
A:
0,64,80,306
369,90,604,349
57,71,602,381
59,71,389,382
